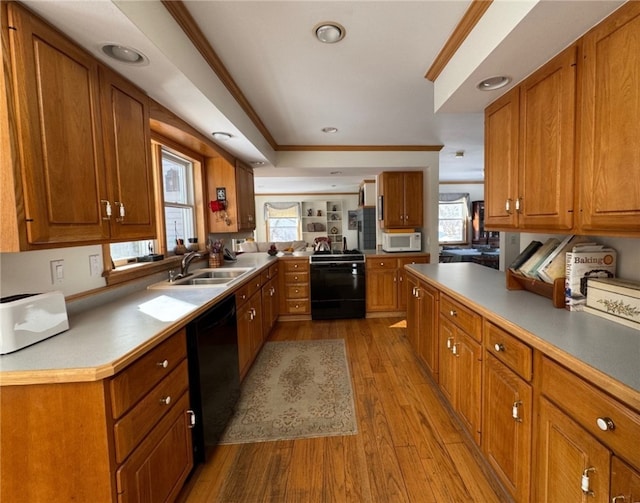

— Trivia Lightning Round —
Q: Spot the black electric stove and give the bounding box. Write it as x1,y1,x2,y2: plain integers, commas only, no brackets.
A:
309,249,366,319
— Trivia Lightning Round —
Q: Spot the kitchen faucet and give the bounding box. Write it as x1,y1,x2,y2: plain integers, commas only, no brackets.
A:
176,251,204,279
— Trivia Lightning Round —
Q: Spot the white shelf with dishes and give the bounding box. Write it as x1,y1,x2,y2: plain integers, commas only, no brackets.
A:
302,200,343,250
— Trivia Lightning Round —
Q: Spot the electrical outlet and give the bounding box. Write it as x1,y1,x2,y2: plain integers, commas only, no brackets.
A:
89,254,102,277
50,259,64,284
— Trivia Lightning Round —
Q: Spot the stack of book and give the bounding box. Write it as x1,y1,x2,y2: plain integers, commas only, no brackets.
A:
565,244,617,311
508,235,595,284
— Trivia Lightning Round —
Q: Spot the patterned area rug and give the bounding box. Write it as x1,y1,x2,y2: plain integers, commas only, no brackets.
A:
219,339,358,444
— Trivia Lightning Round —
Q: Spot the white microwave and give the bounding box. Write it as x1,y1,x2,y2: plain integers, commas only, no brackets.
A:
381,232,421,252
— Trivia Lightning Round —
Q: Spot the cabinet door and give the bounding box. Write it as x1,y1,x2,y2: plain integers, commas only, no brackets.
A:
261,277,278,339
483,354,532,502
535,397,610,502
235,161,255,231
7,3,109,245
237,301,253,379
455,332,482,445
117,392,193,503
518,45,576,231
99,67,155,241
366,269,398,311
381,172,405,227
484,87,520,229
438,317,457,407
418,280,439,380
578,2,640,235
403,172,423,228
611,457,640,503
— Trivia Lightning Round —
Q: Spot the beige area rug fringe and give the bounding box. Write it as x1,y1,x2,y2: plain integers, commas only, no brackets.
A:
219,339,358,444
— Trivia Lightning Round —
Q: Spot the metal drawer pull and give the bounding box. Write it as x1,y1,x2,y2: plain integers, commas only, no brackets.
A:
581,467,595,496
447,337,454,349
157,359,169,368
452,343,459,356
611,496,626,503
596,417,615,431
160,396,171,406
449,310,457,317
494,343,505,352
512,401,523,422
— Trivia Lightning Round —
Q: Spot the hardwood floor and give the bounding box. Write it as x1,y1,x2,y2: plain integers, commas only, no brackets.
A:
178,317,509,502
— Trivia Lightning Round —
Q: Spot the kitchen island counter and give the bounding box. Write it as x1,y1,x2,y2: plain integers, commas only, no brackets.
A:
406,263,640,410
0,253,276,385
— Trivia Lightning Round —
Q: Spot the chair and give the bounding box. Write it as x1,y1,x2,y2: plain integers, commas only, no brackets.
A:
439,254,453,263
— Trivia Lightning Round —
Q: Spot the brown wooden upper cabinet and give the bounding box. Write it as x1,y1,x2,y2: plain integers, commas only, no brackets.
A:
484,45,577,233
378,171,423,229
577,1,640,236
206,157,256,233
485,2,640,238
4,3,155,250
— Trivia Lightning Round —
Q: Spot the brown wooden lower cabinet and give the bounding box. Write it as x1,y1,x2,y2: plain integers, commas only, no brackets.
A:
406,273,640,503
367,255,429,313
0,329,193,502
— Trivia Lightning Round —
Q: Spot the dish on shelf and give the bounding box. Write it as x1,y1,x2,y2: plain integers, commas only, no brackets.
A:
330,227,339,235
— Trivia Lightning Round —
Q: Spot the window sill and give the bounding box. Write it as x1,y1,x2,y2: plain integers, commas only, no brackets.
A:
104,256,184,287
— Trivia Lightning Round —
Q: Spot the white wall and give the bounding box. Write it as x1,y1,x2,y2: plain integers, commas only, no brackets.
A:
438,182,484,203
0,245,107,298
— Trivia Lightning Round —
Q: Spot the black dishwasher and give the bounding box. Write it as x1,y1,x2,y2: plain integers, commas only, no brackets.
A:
186,294,239,464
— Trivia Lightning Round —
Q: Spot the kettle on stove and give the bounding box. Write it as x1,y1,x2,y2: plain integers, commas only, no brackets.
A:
314,239,331,252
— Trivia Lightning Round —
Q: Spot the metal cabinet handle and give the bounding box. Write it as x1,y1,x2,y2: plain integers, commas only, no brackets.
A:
449,310,457,317
156,359,169,368
293,264,299,268
581,467,596,496
447,337,454,349
515,197,521,213
494,343,505,352
187,410,196,429
452,343,459,356
505,199,512,214
101,200,112,220
160,396,171,406
611,496,626,503
512,401,523,422
115,201,125,222
596,417,615,431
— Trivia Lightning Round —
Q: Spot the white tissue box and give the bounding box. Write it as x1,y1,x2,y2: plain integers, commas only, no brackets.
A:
0,291,69,354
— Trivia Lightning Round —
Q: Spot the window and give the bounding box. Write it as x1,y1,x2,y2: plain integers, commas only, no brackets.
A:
438,193,470,245
264,202,301,242
162,149,196,251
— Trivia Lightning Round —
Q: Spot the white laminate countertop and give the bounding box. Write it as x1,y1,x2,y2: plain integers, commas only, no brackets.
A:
407,263,640,400
0,254,277,385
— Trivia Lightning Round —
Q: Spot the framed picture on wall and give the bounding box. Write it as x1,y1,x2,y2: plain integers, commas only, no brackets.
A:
348,210,357,230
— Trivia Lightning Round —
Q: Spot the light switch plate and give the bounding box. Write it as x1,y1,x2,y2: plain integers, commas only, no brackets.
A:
50,259,64,284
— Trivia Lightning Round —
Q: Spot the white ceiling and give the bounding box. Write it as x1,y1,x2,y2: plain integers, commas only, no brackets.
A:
19,0,625,194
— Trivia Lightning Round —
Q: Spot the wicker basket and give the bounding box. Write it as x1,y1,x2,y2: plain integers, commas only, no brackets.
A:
208,251,224,268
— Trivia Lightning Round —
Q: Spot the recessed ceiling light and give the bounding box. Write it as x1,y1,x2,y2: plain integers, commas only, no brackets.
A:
330,171,342,175
101,44,148,65
455,151,465,158
314,22,346,44
211,132,232,142
477,76,511,91
322,127,338,134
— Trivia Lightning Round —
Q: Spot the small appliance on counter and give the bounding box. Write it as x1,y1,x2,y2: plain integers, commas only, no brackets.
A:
0,291,69,354
381,231,422,252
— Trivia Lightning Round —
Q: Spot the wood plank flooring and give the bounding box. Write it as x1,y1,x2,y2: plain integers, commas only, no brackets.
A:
178,317,509,502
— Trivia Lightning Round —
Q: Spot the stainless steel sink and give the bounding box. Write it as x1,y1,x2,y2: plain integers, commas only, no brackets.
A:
148,267,256,289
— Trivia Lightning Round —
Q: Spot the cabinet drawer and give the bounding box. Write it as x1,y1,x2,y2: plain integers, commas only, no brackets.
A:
282,259,309,274
440,294,482,342
284,271,309,285
235,275,262,306
261,263,278,284
399,256,429,267
283,299,309,314
367,258,398,270
110,330,187,419
484,321,532,381
113,359,188,463
284,284,308,299
541,356,640,469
